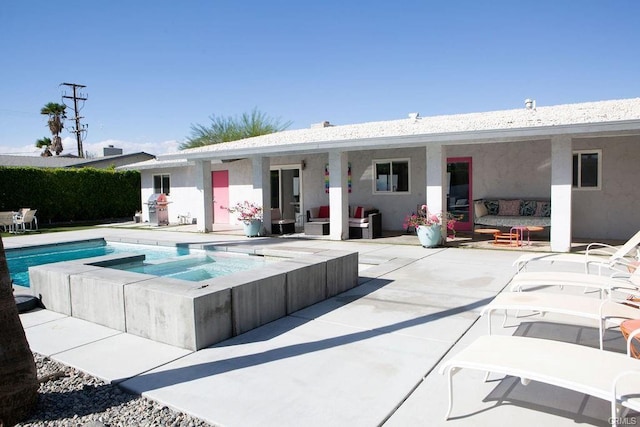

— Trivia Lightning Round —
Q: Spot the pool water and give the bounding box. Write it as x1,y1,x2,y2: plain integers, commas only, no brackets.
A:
6,239,193,287
109,251,267,282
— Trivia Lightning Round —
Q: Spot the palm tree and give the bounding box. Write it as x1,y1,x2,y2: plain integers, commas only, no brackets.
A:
180,107,292,149
40,102,67,155
0,236,38,425
35,136,52,157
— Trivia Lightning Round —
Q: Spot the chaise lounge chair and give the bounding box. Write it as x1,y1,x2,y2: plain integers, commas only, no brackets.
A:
509,269,640,298
438,335,640,426
513,230,640,274
481,291,640,349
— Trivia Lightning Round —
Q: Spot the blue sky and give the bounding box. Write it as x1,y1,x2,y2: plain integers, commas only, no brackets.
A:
1,1,639,157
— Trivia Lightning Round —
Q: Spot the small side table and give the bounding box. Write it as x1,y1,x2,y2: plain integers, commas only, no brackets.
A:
620,319,640,359
475,228,500,239
494,232,520,246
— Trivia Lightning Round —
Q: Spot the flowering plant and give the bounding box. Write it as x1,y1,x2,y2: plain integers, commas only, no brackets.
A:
403,205,458,234
227,201,263,224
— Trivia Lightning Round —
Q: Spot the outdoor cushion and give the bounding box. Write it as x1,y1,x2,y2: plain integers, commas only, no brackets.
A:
520,200,537,216
349,217,368,224
498,199,521,216
484,200,499,215
317,205,329,218
474,201,488,218
534,201,551,217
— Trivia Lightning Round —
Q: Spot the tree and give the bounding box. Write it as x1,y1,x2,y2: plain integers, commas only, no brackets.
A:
0,235,38,426
35,136,52,157
180,108,292,149
40,102,67,155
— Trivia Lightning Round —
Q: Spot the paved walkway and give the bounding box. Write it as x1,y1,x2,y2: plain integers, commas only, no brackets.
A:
9,226,634,426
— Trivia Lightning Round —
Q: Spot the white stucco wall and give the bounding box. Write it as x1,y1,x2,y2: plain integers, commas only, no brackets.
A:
447,139,552,199
140,166,200,224
572,135,640,240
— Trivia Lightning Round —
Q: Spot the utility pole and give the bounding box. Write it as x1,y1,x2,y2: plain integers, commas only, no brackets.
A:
61,82,88,158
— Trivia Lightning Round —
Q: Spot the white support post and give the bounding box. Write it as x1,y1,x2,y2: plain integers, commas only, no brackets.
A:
551,135,573,252
426,144,447,238
194,160,212,233
328,151,348,240
252,156,271,233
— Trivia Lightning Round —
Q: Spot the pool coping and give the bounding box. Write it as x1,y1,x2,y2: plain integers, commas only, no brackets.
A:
28,238,359,350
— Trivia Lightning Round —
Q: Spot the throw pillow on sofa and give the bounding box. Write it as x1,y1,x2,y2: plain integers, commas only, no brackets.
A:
474,201,488,218
498,199,521,216
520,200,537,216
534,202,551,217
318,205,330,218
484,200,499,215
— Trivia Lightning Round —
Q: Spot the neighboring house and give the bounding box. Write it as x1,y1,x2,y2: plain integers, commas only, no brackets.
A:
119,98,640,252
0,147,155,169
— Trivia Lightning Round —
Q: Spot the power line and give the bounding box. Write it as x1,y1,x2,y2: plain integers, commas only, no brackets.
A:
61,82,88,158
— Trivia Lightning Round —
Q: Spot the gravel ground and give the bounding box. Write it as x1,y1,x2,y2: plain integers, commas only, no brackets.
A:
16,353,215,427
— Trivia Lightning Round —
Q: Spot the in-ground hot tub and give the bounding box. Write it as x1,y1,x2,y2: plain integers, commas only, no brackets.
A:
29,242,358,350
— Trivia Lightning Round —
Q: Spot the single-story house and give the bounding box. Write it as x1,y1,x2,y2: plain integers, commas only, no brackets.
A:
119,98,640,253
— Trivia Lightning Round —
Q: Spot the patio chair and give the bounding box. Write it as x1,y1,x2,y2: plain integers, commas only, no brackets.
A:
438,335,640,426
513,230,640,274
0,211,15,232
14,209,38,232
481,291,640,350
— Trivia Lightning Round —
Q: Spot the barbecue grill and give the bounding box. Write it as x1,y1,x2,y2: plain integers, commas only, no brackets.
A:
147,193,169,226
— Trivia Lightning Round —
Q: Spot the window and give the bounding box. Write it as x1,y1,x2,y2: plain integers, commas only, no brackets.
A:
153,174,170,195
374,159,410,193
572,150,601,190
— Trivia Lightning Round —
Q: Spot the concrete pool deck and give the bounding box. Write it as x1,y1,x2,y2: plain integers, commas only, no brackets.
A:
9,226,638,426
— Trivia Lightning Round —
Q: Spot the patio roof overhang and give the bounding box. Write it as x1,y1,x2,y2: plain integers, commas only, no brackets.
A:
157,118,640,163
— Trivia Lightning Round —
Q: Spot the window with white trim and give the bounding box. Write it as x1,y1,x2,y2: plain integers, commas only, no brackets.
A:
153,174,170,195
572,150,601,190
373,159,410,193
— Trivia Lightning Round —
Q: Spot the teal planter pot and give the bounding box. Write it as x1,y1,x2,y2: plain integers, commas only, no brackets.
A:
417,224,441,248
243,219,262,237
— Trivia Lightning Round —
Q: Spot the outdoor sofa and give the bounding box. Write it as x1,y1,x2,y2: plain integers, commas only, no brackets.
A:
474,198,551,228
306,205,382,239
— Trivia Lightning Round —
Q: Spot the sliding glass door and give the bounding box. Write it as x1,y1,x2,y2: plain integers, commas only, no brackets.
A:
447,157,472,231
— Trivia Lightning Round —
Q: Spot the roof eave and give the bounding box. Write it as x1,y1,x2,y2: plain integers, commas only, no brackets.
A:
158,119,640,162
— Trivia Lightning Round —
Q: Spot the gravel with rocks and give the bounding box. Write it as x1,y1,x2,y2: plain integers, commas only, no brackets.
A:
16,353,215,427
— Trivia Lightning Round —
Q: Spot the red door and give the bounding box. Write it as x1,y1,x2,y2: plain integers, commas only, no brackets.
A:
447,157,472,232
211,170,229,223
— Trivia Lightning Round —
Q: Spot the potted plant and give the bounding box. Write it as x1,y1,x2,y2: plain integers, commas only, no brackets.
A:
403,205,457,248
227,201,264,237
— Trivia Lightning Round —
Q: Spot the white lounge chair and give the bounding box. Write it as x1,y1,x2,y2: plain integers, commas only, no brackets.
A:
513,230,640,274
509,270,640,298
482,291,640,349
438,335,640,426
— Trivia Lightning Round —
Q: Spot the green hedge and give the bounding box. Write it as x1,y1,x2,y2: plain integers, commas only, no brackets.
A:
0,167,141,225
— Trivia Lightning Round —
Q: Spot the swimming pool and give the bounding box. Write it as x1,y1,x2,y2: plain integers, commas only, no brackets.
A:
7,239,193,287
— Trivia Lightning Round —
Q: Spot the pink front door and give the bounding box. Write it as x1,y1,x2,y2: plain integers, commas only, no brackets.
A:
211,170,229,223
